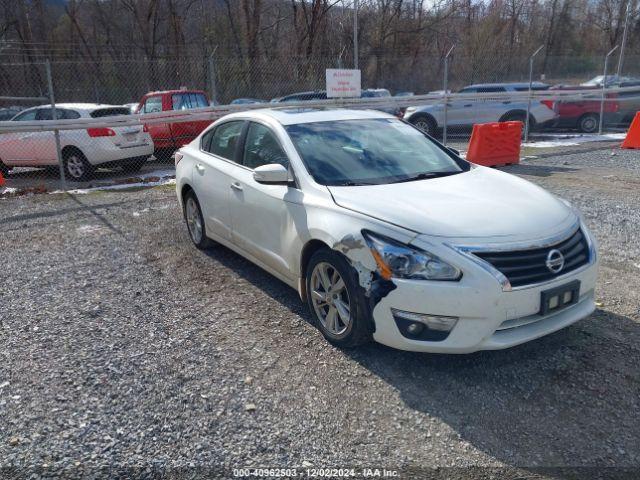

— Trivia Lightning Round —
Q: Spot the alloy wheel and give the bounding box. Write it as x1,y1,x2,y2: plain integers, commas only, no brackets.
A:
185,197,203,244
310,261,351,336
66,155,85,179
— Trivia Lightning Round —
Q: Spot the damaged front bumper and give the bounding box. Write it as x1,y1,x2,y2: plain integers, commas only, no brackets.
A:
369,259,598,353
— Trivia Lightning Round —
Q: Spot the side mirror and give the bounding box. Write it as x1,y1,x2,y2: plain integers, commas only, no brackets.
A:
253,163,290,184
447,147,460,156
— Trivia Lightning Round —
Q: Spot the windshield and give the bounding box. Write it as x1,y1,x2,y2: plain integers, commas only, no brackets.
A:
285,118,468,186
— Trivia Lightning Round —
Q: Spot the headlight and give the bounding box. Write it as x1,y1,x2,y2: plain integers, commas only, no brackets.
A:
362,230,461,281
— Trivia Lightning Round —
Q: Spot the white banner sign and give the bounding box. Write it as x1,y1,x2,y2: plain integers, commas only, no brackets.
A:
326,69,362,98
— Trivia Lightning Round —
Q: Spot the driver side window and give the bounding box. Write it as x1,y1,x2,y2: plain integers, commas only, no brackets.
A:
242,122,289,169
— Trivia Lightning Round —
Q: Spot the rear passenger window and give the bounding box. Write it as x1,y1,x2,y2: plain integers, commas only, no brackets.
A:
206,121,244,161
477,87,506,93
36,108,80,120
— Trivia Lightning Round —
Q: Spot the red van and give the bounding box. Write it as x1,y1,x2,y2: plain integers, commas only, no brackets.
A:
137,89,212,160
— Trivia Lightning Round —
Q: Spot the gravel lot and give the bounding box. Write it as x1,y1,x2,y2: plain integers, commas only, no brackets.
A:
1,145,639,479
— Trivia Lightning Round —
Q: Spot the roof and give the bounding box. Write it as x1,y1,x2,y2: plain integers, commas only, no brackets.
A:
225,108,395,126
465,82,549,89
143,89,208,96
23,103,128,112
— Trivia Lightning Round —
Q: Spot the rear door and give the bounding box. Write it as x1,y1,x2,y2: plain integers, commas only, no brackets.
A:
191,120,245,242
475,86,508,123
28,108,82,164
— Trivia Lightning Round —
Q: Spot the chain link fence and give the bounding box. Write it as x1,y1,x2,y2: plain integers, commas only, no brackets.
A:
0,53,638,194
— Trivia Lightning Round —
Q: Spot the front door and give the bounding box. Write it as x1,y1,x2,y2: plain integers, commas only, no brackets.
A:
227,121,302,280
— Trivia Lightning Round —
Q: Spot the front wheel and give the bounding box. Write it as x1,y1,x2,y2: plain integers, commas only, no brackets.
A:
306,249,371,348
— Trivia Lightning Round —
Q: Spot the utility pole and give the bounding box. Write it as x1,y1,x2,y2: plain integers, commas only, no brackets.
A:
524,45,544,143
353,0,359,69
600,45,619,135
617,0,631,76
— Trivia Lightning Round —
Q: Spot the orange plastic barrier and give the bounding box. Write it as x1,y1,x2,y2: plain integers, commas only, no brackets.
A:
466,121,522,167
621,112,640,149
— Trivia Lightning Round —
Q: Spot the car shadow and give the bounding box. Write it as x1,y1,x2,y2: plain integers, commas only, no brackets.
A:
501,163,579,177
201,242,640,473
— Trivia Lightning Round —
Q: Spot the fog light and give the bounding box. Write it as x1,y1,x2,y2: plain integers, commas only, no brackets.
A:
391,308,458,342
406,322,424,335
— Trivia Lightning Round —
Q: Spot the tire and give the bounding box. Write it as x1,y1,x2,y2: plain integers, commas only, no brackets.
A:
410,114,438,137
183,190,213,250
578,113,599,134
0,160,11,176
305,248,372,348
63,149,94,181
121,157,148,174
501,111,535,136
154,148,175,163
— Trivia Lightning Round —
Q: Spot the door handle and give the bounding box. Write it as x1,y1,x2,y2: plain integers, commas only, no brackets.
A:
230,182,243,191
195,164,205,174
464,104,472,107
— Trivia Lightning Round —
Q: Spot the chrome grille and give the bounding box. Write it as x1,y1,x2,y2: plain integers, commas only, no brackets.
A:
474,228,590,288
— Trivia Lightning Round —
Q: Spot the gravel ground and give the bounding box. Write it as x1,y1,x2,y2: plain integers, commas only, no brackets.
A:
1,146,639,479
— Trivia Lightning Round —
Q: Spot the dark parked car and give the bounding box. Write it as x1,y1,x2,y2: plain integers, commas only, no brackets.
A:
230,98,265,105
0,107,22,121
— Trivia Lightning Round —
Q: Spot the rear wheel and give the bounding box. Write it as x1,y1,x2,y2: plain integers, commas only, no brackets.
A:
183,190,212,249
0,160,11,176
63,149,94,181
306,248,371,348
410,114,438,137
578,113,599,134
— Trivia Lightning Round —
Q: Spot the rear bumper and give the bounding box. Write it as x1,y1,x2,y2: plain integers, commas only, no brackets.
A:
86,141,153,166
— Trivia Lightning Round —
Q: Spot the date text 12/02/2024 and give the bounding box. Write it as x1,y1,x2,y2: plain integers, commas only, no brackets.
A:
232,468,399,477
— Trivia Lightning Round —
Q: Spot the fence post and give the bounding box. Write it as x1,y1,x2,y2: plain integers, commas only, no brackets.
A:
525,45,544,143
208,51,218,105
599,45,619,135
45,60,66,189
442,45,455,146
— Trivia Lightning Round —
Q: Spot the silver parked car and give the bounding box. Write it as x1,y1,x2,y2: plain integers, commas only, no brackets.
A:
403,82,557,136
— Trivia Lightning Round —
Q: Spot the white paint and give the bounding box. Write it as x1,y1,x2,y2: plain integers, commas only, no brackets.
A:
326,69,361,98
176,108,599,353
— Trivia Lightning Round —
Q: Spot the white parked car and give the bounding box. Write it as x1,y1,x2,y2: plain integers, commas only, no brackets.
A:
175,108,598,353
404,82,557,136
0,103,153,180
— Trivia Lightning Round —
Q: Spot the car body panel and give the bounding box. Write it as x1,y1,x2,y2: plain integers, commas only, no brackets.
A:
138,90,212,150
175,108,597,353
0,104,153,167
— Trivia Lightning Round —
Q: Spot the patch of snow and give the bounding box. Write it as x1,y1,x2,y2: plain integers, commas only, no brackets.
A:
523,133,626,148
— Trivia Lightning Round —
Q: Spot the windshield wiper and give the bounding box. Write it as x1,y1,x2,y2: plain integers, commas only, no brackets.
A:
333,180,377,186
390,171,460,184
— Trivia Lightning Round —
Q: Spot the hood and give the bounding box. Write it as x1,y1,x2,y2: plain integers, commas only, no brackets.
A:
328,167,574,239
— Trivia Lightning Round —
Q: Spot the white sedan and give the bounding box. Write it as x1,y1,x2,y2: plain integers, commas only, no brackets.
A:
175,108,598,353
0,103,153,180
